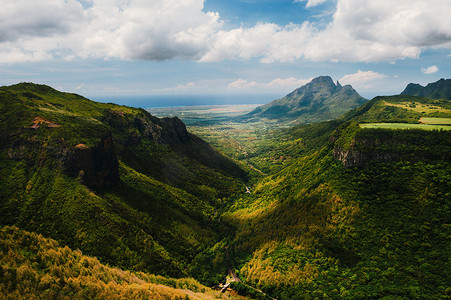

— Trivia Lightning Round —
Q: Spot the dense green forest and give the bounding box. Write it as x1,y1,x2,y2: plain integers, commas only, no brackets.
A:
0,83,246,289
0,225,240,299
0,82,450,299
222,94,450,299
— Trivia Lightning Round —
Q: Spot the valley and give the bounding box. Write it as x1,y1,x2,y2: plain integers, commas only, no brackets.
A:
1,78,450,299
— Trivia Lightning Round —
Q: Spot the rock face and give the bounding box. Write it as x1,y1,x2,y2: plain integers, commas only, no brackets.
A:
102,108,247,180
333,129,451,167
245,76,367,122
333,139,400,167
401,78,451,100
62,135,119,187
103,109,190,145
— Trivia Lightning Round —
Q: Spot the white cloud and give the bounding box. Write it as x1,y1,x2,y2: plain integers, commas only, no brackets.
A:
228,79,258,89
201,22,315,63
0,0,83,43
203,0,451,63
295,0,328,8
227,77,312,90
421,65,439,74
340,70,386,87
74,83,86,90
303,0,451,62
0,0,221,63
175,82,196,90
266,77,312,88
153,82,196,92
0,0,450,63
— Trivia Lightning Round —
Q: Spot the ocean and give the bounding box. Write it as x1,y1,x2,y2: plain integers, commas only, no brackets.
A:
91,94,280,109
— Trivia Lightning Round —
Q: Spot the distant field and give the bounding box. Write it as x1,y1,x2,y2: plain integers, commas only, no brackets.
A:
147,104,260,117
147,104,261,125
383,101,451,114
359,123,451,131
420,117,451,125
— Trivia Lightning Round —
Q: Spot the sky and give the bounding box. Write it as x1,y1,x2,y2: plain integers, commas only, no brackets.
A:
1,0,450,105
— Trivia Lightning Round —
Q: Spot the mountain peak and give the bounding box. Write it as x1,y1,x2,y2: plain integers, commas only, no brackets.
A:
310,75,334,85
245,75,366,123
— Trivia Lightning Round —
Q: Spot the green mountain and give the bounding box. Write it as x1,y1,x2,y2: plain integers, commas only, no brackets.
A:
401,78,451,100
225,94,450,299
1,81,450,299
0,83,247,284
245,76,367,123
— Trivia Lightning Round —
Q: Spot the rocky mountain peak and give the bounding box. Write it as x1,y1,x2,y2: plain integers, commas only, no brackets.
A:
245,75,367,122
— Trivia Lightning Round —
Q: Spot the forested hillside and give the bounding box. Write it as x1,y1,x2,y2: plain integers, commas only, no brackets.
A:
0,82,450,299
0,83,247,285
0,225,238,299
223,94,450,299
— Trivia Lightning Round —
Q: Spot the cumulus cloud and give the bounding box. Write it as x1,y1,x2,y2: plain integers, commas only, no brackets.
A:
295,0,328,8
421,65,439,74
1,0,451,63
0,0,83,42
339,70,386,87
0,0,221,62
206,0,451,62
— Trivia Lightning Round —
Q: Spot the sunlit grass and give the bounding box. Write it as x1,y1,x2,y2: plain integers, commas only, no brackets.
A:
420,117,451,125
359,123,451,130
383,101,451,114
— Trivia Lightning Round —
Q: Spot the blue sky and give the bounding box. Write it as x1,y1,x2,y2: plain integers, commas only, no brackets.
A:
0,0,450,106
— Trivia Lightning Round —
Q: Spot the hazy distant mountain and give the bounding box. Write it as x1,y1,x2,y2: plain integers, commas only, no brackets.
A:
245,76,367,123
401,78,451,100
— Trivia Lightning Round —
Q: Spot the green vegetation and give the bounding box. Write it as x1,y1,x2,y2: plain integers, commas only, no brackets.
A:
243,76,367,123
171,92,450,299
0,225,237,299
0,83,246,286
1,81,450,299
359,123,450,130
220,94,450,299
401,78,451,100
420,117,451,125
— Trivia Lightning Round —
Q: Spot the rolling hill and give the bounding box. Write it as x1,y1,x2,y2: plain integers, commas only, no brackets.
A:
244,76,367,123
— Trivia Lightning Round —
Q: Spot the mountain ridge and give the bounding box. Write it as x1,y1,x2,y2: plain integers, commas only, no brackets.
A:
401,78,451,100
1,80,450,299
244,75,367,123
0,82,246,282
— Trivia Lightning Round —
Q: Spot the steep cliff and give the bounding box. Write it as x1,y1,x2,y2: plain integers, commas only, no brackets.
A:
332,127,451,167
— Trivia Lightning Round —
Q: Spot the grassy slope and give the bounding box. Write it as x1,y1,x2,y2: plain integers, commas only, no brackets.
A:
0,83,245,284
0,225,238,300
223,95,451,299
